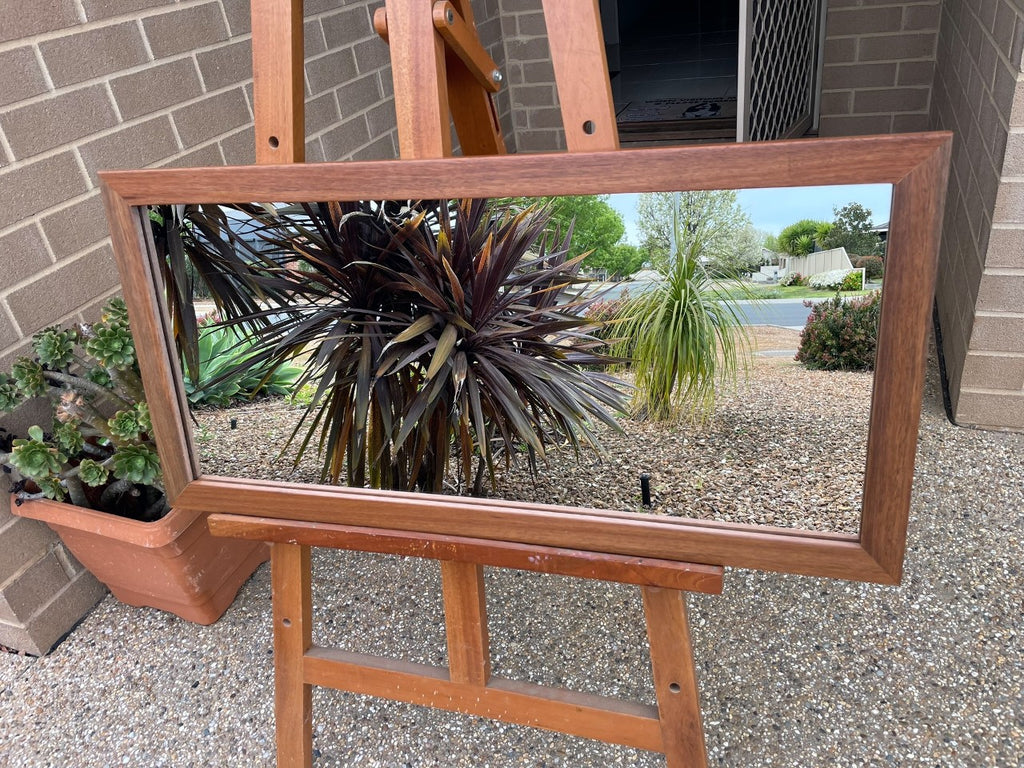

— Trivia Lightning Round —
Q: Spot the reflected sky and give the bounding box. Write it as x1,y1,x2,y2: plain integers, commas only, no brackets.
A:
608,184,893,244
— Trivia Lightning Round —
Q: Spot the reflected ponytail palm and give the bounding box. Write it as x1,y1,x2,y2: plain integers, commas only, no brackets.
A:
617,205,751,421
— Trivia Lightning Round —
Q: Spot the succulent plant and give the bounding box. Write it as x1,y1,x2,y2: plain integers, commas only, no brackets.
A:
101,297,131,326
9,427,66,482
77,458,109,488
35,477,67,502
86,366,113,388
112,444,160,487
11,358,46,398
52,420,85,455
0,298,166,520
0,374,22,412
84,323,136,370
108,408,144,442
32,327,78,369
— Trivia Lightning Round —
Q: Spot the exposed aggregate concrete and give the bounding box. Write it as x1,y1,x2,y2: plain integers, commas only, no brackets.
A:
2,329,1021,767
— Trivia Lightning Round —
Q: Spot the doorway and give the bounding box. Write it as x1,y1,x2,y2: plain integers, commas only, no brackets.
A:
603,0,739,143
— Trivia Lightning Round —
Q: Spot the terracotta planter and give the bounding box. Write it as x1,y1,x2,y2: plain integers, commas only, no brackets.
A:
10,496,268,624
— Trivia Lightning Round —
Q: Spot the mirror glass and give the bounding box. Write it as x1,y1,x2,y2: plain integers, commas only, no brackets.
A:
150,184,892,536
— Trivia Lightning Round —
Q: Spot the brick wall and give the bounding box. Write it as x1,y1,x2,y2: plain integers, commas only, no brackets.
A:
498,0,564,152
0,0,412,653
931,0,1024,430
818,0,941,137
0,0,517,654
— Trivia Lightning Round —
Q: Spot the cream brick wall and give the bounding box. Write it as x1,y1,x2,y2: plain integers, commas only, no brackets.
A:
0,0,410,653
818,0,941,136
931,0,1024,430
0,0,514,653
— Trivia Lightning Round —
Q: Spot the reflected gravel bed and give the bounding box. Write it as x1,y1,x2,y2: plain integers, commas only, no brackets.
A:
2,332,1022,767
193,328,868,534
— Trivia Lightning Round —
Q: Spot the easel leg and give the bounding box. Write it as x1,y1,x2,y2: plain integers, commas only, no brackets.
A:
641,587,708,768
440,560,491,685
273,543,313,768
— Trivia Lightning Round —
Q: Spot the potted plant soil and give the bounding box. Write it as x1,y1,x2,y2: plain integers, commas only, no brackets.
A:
0,298,266,624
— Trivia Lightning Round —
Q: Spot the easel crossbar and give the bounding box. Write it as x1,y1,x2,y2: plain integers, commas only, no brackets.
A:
304,647,664,751
209,513,725,593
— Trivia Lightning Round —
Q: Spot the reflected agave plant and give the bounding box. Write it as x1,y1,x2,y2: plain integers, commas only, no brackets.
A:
159,198,627,495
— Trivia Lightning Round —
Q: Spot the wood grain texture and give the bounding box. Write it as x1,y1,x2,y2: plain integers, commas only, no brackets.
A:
860,139,952,582
190,477,885,582
302,647,664,751
433,1,500,93
103,132,953,584
272,543,313,768
251,0,304,164
384,0,451,158
206,514,725,592
99,133,951,205
99,186,197,502
540,0,618,152
642,588,708,768
440,560,491,685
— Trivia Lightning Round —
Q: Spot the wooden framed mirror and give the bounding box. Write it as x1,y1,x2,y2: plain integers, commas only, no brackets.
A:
100,132,950,583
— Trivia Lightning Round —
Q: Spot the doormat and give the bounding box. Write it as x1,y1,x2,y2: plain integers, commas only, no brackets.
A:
616,97,737,124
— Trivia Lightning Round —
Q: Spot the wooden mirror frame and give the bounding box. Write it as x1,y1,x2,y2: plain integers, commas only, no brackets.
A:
99,133,950,584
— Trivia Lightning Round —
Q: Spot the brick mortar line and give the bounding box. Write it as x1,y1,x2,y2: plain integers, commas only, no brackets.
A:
830,1,940,7
0,0,224,55
0,298,21,341
0,122,13,163
933,73,1005,189
136,17,155,61
820,86,932,92
72,0,87,25
29,44,55,92
0,44,240,114
0,187,101,243
307,87,391,130
943,0,1024,79
975,310,1024,318
820,107,931,115
958,386,1024,395
0,276,123,358
346,128,400,160
825,32,940,46
0,78,257,178
0,237,113,304
966,349,1024,358
831,54,937,66
0,122,249,251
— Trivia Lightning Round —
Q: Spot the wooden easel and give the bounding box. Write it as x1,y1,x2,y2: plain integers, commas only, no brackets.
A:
235,2,724,766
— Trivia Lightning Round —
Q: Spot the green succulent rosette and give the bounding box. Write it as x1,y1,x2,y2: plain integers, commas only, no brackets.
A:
10,426,65,481
85,366,113,388
108,408,143,442
135,402,152,434
85,323,136,370
112,444,161,487
32,327,77,369
0,374,22,412
35,476,67,502
11,358,46,398
52,420,85,455
77,458,109,488
101,297,130,326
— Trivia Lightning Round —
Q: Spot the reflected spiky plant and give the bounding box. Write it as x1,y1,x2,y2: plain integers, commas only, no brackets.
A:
174,198,626,494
